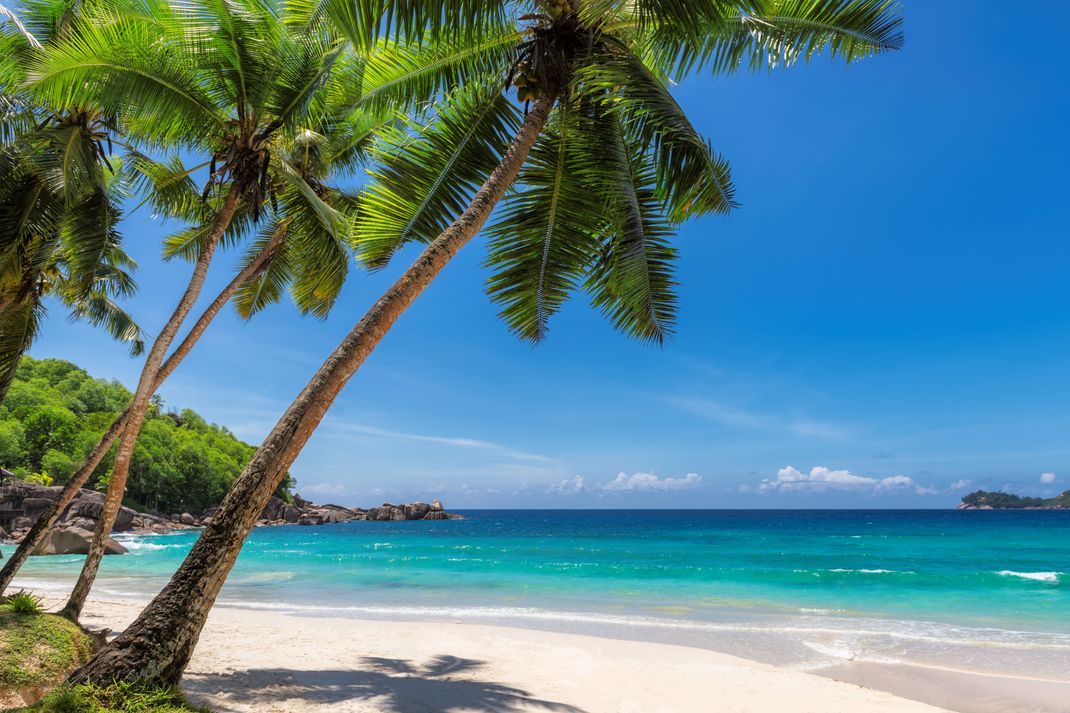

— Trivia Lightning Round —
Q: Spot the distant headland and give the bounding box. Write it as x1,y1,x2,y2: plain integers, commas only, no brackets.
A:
958,489,1070,510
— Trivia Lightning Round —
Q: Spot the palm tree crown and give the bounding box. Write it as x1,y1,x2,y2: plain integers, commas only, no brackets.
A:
0,0,145,402
332,0,901,343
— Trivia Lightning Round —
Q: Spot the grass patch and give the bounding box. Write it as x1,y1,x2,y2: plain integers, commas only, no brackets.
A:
0,603,94,693
20,682,211,712
7,592,44,616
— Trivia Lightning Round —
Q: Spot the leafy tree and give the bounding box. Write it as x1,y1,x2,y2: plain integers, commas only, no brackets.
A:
39,448,76,483
0,356,289,511
0,419,25,465
22,404,78,466
72,0,904,686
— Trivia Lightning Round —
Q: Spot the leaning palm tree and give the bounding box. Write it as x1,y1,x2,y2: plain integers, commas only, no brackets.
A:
0,0,145,403
21,0,364,618
0,158,144,401
71,0,902,684
0,8,386,598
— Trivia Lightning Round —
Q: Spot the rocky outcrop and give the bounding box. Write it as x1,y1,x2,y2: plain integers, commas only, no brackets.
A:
0,478,460,554
0,480,175,544
32,525,128,556
254,496,363,527
365,499,461,522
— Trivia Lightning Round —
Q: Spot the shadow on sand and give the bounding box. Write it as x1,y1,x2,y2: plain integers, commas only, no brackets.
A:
182,654,588,712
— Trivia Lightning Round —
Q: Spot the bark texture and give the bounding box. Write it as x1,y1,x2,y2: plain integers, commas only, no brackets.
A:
0,217,282,595
62,188,241,619
70,90,557,686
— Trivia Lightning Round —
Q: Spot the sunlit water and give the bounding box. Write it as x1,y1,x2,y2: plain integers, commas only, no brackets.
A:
9,509,1069,679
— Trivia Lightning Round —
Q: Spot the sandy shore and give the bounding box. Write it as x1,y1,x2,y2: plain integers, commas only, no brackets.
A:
817,662,1070,713
48,597,951,713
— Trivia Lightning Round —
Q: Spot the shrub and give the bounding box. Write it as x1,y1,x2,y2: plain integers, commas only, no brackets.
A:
7,590,44,615
25,470,54,487
23,682,210,712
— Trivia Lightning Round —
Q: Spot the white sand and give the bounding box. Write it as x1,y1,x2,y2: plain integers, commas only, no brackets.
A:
69,598,947,713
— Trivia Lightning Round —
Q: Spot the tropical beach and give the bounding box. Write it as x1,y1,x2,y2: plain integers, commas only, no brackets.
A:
36,596,954,713
2,0,1070,710
7,509,1070,711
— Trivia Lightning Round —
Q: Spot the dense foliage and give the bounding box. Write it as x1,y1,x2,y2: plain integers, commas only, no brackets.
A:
0,356,293,514
961,489,1070,509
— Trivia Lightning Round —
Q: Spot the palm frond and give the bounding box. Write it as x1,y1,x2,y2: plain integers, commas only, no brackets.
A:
0,298,42,401
262,22,345,133
26,8,226,148
577,46,736,221
127,151,211,222
274,157,350,238
355,82,520,268
322,107,400,175
584,114,679,345
655,0,904,76
161,201,255,261
0,3,42,47
66,290,144,355
485,106,606,343
310,0,512,51
25,123,105,205
340,25,520,114
233,219,294,319
285,201,350,317
57,185,126,298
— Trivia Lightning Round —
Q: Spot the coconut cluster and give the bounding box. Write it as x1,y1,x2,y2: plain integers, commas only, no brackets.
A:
513,61,540,102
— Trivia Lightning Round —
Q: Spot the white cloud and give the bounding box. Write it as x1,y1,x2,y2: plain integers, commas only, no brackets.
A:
601,472,702,492
548,475,587,495
301,481,348,496
759,466,916,494
950,479,972,490
1041,472,1057,484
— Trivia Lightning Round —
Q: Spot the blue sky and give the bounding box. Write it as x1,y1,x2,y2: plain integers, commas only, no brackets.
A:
29,1,1070,508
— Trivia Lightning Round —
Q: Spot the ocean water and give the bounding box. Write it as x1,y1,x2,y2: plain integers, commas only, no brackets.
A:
8,510,1070,679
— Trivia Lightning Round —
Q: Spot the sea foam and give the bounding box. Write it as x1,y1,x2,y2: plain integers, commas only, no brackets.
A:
997,570,1061,583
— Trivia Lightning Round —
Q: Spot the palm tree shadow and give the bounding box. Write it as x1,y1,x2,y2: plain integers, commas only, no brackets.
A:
183,655,588,712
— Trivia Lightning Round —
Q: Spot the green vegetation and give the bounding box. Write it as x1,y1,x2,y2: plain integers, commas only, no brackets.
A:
0,602,93,693
961,489,1070,509
0,356,293,514
22,682,209,713
7,590,44,615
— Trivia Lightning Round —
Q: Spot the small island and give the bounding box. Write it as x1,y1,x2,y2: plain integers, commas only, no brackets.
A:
959,489,1070,509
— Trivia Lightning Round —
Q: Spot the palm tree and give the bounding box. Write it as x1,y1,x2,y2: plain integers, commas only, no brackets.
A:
70,0,902,685
0,152,145,401
0,10,386,598
18,0,367,618
1,0,145,403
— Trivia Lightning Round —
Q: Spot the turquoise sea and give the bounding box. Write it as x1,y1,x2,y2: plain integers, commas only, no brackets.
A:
9,510,1070,679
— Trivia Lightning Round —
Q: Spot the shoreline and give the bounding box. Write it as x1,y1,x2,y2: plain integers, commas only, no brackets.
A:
17,591,1067,713
71,595,946,713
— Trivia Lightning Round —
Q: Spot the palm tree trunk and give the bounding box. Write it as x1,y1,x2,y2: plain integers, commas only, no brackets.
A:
0,218,284,596
60,187,242,619
0,223,283,595
70,89,557,686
